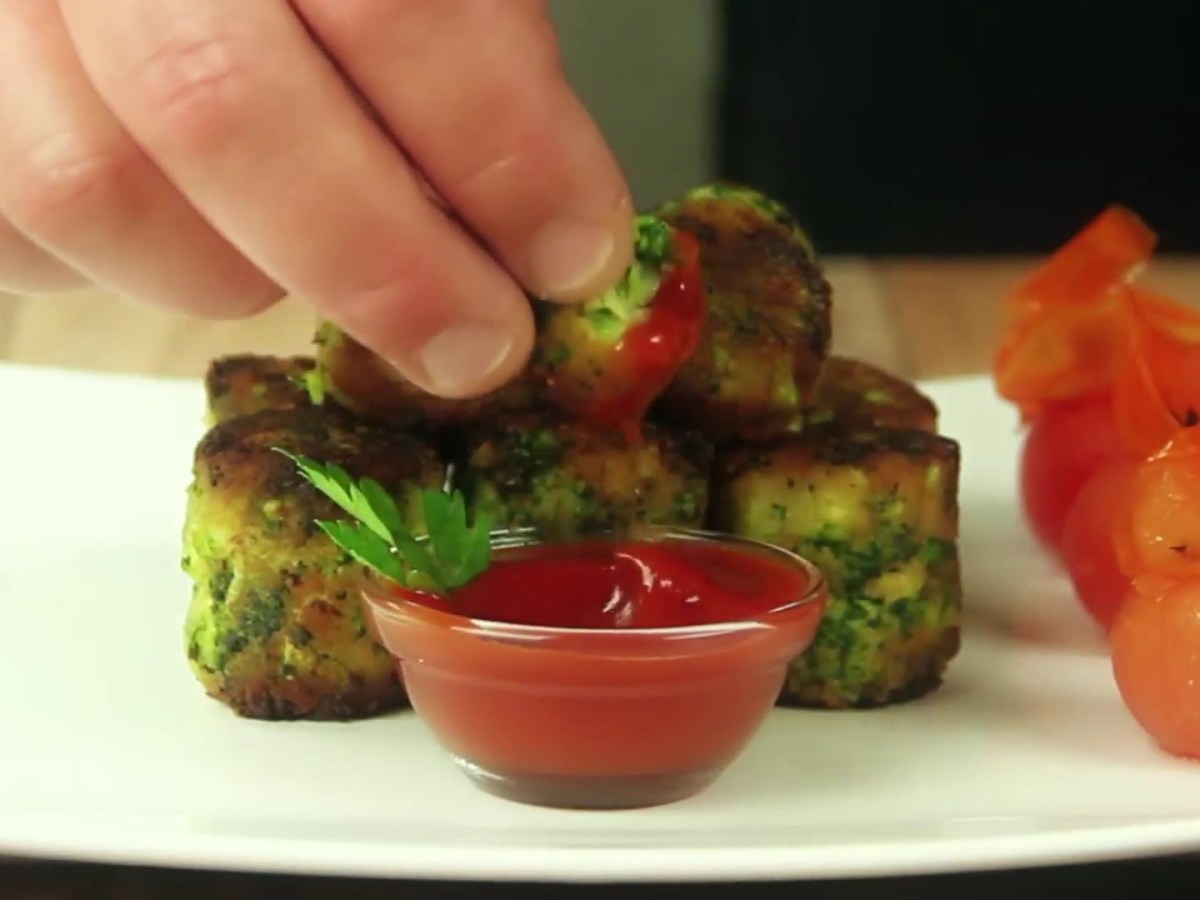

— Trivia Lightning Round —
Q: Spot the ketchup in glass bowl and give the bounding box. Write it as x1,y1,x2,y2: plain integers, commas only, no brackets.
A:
360,526,828,810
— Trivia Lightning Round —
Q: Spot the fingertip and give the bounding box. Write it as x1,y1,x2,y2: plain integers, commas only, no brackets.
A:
411,317,531,399
332,271,537,401
526,191,635,304
173,274,286,320
225,283,288,319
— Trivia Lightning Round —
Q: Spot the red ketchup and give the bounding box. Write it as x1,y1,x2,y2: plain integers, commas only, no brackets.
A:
363,536,827,807
550,231,706,442
407,537,812,629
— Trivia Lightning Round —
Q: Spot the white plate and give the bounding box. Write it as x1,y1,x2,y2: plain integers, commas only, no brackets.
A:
1,361,1198,884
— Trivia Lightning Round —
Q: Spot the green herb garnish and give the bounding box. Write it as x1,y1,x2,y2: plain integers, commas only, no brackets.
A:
287,366,327,406
633,214,674,268
579,215,676,334
274,449,492,594
302,368,327,406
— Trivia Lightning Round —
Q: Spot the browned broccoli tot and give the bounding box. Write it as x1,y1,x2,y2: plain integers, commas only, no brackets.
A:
800,356,939,433
204,354,320,425
312,320,539,432
181,405,445,720
709,426,962,708
531,214,699,431
460,416,713,539
649,183,834,443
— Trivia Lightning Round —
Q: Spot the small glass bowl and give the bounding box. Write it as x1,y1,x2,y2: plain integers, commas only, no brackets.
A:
361,526,827,810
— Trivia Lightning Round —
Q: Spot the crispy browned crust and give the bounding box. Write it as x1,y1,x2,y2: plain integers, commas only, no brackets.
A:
460,413,714,537
194,405,443,518
777,626,961,709
651,188,833,443
714,425,961,524
184,405,445,721
197,665,407,721
803,356,939,433
313,321,539,432
710,425,962,710
204,354,316,424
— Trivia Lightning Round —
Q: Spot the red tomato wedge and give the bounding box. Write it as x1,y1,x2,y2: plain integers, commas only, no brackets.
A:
1110,580,1200,759
1136,288,1200,342
994,299,1124,418
1006,204,1156,316
1060,458,1137,631
993,206,1157,418
1018,393,1121,553
1111,291,1181,459
1120,429,1200,581
1112,288,1200,457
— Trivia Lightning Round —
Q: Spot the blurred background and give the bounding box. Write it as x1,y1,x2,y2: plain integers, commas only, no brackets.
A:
546,0,721,209
551,0,1199,254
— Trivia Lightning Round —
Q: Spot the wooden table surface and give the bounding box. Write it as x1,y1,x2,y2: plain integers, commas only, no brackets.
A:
3,256,1200,898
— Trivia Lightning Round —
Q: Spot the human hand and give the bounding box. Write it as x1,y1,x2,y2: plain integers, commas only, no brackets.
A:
0,1,634,397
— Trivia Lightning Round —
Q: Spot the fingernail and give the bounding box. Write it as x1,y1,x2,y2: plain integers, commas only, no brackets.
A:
527,218,617,297
416,322,516,395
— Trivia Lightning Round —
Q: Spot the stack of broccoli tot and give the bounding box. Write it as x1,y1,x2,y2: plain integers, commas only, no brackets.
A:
182,183,963,720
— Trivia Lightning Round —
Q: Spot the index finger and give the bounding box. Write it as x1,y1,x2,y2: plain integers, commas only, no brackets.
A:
59,0,535,398
296,0,635,303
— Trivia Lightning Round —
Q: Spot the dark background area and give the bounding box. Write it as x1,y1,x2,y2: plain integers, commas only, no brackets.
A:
717,0,1199,254
6,854,1199,897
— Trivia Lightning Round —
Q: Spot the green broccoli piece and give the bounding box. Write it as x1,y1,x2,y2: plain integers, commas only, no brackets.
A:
633,214,674,268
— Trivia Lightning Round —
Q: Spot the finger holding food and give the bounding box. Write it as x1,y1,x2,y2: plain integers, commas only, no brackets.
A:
530,214,706,439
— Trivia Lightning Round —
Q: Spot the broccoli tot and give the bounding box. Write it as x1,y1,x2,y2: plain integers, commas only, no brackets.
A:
531,214,704,434
312,320,539,433
203,354,321,425
181,405,445,720
799,357,939,433
649,183,834,443
460,416,713,539
709,426,962,708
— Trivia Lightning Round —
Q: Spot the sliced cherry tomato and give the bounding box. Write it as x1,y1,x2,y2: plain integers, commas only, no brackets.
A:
995,299,1124,418
1111,492,1141,583
1112,287,1200,457
1108,288,1200,583
1018,392,1122,552
1110,579,1200,759
1135,288,1200,342
1006,204,1156,316
994,206,1157,418
1059,457,1138,630
1111,293,1182,459
1118,429,1200,580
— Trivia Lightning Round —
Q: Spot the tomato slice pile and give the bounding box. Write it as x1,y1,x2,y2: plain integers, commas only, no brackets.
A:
994,205,1156,420
992,204,1200,759
997,206,1155,559
1059,457,1138,630
1017,392,1122,552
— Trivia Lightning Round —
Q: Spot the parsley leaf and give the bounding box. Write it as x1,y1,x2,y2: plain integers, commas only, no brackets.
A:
274,448,492,594
423,490,493,589
274,450,393,543
316,520,406,583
